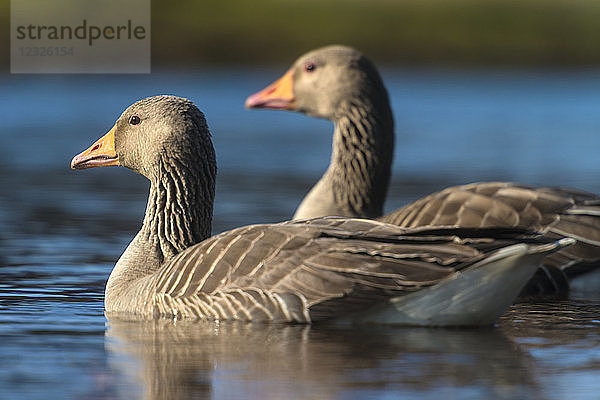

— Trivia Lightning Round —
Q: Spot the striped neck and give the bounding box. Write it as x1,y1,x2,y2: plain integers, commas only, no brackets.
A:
331,99,394,217
141,155,214,266
294,97,394,219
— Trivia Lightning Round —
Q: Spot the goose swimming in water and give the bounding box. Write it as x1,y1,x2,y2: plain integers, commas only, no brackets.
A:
71,95,572,325
246,45,600,296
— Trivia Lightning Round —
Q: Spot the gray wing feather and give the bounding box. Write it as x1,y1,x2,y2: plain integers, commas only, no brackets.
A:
150,219,500,322
380,182,600,271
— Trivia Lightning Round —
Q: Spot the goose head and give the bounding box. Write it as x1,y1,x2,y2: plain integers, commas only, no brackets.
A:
246,45,390,121
71,95,215,182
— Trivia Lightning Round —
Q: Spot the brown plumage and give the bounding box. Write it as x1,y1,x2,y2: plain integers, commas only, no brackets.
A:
71,95,571,325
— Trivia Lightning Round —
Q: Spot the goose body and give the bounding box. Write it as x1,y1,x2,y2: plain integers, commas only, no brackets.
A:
71,95,570,325
245,45,600,293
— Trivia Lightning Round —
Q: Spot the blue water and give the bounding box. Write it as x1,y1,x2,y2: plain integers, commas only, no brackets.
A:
1,69,600,399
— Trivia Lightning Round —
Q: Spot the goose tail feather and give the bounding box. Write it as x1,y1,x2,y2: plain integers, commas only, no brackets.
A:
348,238,575,327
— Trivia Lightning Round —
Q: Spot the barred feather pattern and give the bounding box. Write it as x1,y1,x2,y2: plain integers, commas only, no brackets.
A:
327,99,394,219
380,182,600,275
101,218,549,322
141,130,216,264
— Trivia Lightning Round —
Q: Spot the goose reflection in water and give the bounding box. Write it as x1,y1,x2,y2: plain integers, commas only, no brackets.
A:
105,318,540,400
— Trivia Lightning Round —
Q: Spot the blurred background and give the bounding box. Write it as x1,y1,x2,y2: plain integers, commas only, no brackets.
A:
147,0,600,68
4,0,600,68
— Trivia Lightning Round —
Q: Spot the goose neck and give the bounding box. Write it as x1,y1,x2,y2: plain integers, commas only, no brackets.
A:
327,99,394,217
142,156,214,263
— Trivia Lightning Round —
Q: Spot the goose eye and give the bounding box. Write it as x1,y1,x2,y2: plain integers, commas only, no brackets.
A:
129,115,141,125
304,62,316,73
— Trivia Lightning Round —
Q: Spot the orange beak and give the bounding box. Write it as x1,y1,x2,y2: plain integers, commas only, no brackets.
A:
245,69,295,110
71,125,120,170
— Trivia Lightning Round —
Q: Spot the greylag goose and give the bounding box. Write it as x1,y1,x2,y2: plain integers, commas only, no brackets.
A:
245,45,600,295
71,95,571,325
